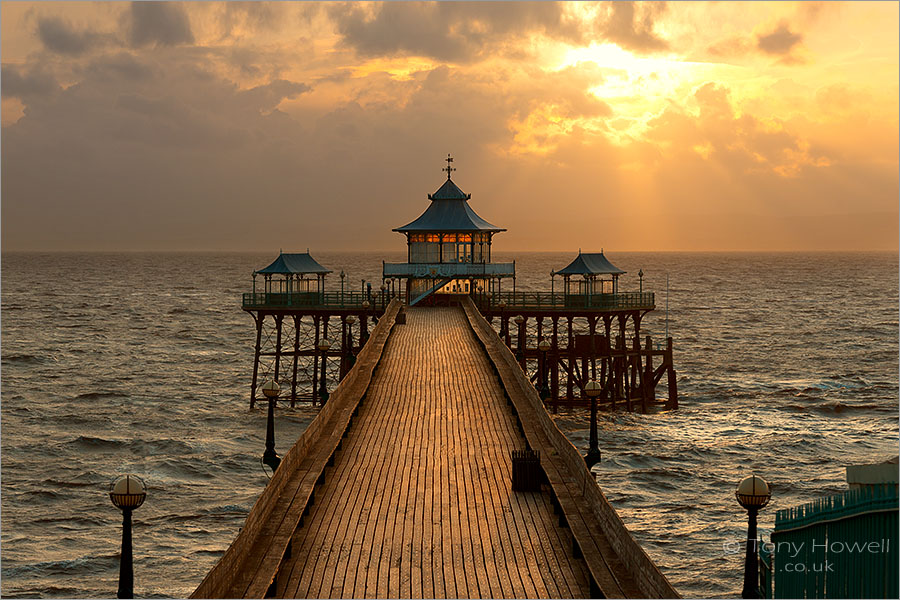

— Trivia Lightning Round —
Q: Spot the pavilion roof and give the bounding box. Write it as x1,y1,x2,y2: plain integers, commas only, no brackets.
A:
394,177,505,233
254,252,332,275
554,251,626,276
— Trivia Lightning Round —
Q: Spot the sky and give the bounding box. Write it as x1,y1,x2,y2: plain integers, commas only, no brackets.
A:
1,1,897,252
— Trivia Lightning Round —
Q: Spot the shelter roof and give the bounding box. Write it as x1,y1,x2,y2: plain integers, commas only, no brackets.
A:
429,178,470,200
554,251,626,276
255,252,332,275
394,177,505,233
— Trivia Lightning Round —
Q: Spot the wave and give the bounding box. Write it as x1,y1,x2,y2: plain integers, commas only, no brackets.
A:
72,391,129,401
66,435,126,450
782,400,894,415
1,554,118,578
2,354,46,365
32,515,108,527
42,471,109,488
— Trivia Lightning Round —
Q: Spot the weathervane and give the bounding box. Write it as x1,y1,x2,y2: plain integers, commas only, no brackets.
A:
443,153,456,179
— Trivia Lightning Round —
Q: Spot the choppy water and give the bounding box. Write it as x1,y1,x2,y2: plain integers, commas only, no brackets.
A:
2,251,897,598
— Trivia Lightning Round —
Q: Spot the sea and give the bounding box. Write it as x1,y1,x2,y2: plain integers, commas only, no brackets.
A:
1,251,897,598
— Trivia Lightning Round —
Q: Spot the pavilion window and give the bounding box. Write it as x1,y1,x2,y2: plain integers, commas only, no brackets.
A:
441,234,456,263
409,242,440,263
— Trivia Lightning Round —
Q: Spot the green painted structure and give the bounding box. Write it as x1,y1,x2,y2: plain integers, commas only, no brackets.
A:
761,484,898,599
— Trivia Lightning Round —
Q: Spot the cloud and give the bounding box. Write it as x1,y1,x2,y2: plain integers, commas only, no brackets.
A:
702,20,806,65
35,16,108,56
128,2,194,47
757,21,802,55
602,1,669,53
1,64,61,100
705,34,753,59
238,79,311,112
80,51,155,82
642,81,829,182
328,1,583,63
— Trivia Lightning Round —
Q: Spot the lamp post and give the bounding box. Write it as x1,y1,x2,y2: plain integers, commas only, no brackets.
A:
340,270,345,306
380,283,386,309
638,269,644,294
584,379,603,467
736,475,771,599
317,338,331,404
109,474,147,599
538,337,551,404
261,379,281,473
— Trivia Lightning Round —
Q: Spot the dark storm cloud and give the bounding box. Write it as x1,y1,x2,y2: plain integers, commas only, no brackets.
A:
329,1,583,62
128,2,195,47
1,64,61,99
757,22,803,55
36,16,107,56
602,1,669,53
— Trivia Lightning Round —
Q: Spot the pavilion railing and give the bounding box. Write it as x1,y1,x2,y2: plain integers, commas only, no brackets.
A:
383,261,516,278
475,291,655,311
242,291,402,310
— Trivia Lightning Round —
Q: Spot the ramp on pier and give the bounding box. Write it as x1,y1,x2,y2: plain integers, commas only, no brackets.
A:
194,300,678,599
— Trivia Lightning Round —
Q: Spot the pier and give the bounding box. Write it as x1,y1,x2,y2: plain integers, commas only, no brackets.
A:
199,157,680,598
194,300,678,598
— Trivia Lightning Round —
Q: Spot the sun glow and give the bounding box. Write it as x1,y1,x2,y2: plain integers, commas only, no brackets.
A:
556,43,725,141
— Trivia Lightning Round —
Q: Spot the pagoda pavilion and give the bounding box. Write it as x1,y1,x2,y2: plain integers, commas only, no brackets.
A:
383,155,515,305
250,251,331,305
554,250,625,293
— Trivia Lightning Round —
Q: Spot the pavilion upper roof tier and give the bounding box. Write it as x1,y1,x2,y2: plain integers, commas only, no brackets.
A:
254,252,332,276
554,251,626,276
393,177,506,233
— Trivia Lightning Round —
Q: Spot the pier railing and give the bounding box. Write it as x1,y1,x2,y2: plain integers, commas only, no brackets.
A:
242,289,653,312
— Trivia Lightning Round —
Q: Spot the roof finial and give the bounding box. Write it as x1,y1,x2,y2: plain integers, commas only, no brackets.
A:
443,153,456,180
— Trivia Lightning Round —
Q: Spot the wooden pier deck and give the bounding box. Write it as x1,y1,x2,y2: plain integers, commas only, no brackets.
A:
276,306,590,598
194,300,678,599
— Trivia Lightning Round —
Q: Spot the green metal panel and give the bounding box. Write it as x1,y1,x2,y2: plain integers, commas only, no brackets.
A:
760,537,774,599
770,484,898,599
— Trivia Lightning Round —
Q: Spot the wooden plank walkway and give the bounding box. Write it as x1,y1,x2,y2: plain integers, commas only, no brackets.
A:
274,306,592,598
